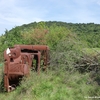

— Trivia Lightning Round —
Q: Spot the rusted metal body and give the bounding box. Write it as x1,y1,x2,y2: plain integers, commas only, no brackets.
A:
4,45,49,92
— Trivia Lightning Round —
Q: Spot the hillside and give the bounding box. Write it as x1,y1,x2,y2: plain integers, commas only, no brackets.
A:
0,21,100,100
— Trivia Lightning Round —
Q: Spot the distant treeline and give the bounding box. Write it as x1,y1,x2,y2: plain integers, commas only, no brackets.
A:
0,21,100,62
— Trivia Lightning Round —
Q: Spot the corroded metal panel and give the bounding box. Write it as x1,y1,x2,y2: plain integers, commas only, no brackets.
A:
3,45,50,92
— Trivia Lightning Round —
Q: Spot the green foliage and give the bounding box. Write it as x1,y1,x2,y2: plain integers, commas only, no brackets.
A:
46,24,70,49
0,21,100,100
0,70,100,100
1,21,100,51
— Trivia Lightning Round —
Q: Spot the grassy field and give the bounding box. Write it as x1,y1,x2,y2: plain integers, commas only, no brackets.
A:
0,42,100,100
82,48,100,56
0,66,100,100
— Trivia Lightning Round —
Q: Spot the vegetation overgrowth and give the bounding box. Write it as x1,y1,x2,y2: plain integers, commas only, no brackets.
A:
0,21,100,100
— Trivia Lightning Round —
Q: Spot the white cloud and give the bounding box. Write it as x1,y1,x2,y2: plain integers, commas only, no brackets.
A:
0,0,48,34
0,0,100,34
97,0,100,5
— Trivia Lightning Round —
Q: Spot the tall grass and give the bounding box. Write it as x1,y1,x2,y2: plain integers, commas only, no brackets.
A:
0,69,99,100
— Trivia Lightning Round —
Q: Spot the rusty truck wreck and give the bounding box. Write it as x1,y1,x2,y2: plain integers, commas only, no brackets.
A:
4,45,49,92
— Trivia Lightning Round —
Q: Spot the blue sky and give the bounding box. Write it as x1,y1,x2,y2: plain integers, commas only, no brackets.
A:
0,0,100,35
